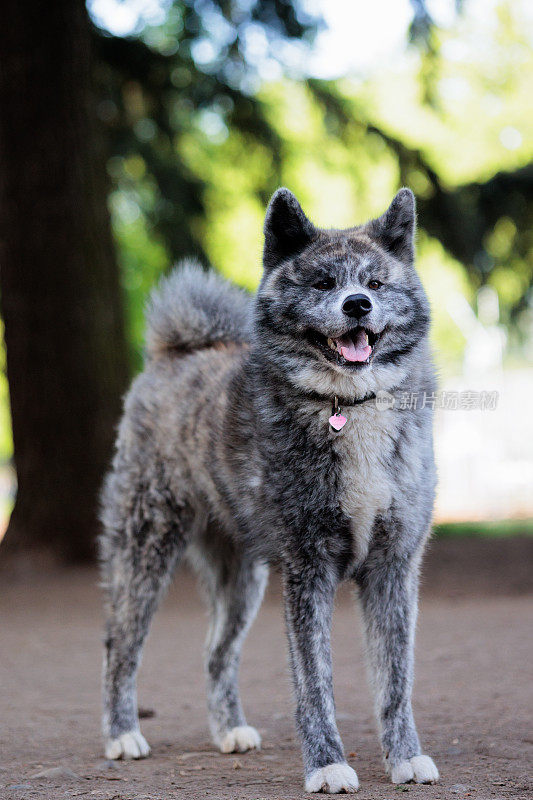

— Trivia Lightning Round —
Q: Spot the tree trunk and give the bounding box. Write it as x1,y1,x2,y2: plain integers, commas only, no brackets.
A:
0,0,129,562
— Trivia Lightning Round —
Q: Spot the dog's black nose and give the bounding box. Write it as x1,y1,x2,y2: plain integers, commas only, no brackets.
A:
342,293,372,318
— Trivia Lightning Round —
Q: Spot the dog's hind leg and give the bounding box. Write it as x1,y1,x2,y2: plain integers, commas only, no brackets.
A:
195,544,268,753
100,480,190,760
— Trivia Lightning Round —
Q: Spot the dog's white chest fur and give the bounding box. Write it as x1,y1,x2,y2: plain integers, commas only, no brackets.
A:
333,406,398,560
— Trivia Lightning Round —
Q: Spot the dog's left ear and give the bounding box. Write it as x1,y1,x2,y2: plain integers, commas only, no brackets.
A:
366,188,416,265
263,188,317,271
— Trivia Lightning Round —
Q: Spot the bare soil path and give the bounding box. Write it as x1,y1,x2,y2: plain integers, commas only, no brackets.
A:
1,537,532,800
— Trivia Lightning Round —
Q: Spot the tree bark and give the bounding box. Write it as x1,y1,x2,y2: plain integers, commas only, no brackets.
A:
0,0,129,562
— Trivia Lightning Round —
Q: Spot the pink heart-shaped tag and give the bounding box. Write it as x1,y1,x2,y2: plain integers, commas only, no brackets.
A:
329,413,347,431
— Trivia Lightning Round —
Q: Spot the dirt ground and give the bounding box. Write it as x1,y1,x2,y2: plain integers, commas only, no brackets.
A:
1,536,532,800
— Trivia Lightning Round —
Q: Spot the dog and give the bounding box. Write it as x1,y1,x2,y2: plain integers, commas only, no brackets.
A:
99,187,439,793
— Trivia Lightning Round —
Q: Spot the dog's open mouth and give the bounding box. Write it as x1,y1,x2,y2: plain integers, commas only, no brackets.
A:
307,326,380,368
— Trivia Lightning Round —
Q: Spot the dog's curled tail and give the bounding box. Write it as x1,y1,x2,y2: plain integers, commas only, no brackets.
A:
145,259,252,359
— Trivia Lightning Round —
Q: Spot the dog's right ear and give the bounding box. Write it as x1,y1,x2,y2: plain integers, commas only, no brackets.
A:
263,188,316,271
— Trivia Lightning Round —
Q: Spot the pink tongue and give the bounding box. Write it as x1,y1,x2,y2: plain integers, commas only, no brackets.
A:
336,330,372,362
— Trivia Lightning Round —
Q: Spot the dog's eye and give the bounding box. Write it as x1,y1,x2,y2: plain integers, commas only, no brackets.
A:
368,279,383,290
314,276,335,291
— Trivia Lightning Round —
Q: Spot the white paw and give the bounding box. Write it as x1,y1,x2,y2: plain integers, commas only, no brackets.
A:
219,725,261,753
390,755,439,785
305,762,359,794
105,730,151,760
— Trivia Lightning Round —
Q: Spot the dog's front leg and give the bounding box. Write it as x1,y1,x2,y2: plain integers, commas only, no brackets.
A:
356,549,439,785
283,565,359,794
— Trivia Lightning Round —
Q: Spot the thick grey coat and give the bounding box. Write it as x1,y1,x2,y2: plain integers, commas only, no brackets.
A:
100,188,440,792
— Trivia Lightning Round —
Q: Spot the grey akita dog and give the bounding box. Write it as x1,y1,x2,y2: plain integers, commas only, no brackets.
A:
100,187,439,793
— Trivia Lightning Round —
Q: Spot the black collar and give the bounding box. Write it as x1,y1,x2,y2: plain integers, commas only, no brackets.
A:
303,389,377,407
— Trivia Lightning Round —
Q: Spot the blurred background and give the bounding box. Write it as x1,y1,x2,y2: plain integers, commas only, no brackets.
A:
0,0,532,563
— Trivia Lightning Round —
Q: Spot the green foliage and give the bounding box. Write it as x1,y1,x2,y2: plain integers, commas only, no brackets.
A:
93,0,533,369
107,156,172,369
434,518,533,538
0,320,13,462
92,0,321,356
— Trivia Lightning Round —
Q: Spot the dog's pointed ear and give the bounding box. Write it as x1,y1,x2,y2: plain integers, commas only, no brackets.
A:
366,188,416,264
263,188,316,270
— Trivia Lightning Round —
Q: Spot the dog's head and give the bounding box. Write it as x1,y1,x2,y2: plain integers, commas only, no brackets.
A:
254,188,431,398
